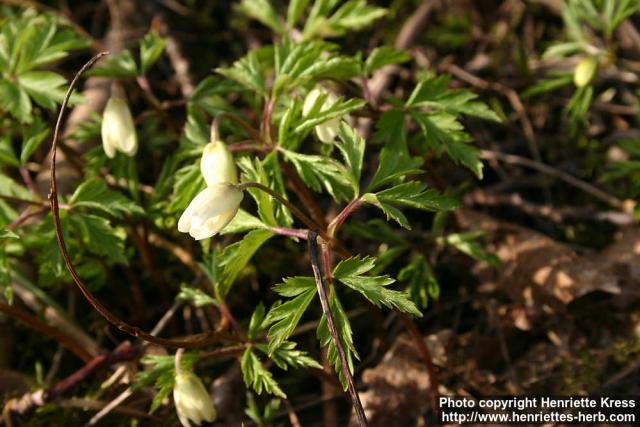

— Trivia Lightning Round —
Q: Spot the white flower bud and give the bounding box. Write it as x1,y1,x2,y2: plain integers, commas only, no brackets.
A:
101,83,137,158
173,370,216,427
302,87,341,143
573,56,597,88
200,140,238,186
178,183,243,240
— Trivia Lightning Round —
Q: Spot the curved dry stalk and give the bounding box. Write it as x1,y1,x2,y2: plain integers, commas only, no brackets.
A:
48,52,239,348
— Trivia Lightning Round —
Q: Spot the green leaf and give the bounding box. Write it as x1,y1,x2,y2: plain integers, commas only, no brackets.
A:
20,117,49,163
273,39,360,94
248,303,267,340
364,46,411,74
241,348,286,398
221,209,270,235
68,214,127,264
367,149,423,192
256,341,322,370
335,122,365,193
239,0,284,33
522,74,573,98
17,71,67,110
216,51,266,96
294,98,365,134
238,157,278,226
368,109,423,191
411,111,483,178
374,181,460,211
398,255,439,309
440,231,500,267
287,0,311,27
407,75,501,122
167,163,205,213
304,0,387,39
272,276,316,297
218,229,274,298
69,179,144,218
177,284,218,307
0,229,19,240
333,256,375,279
362,193,410,229
140,30,165,73
0,78,31,123
0,136,20,168
316,287,358,389
333,255,421,316
266,283,316,352
282,149,353,201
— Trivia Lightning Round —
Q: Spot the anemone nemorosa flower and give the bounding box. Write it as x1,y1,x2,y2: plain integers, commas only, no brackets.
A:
101,83,137,158
173,369,216,427
177,183,243,240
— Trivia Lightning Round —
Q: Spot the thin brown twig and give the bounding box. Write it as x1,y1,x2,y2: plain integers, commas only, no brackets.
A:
479,149,625,209
0,302,92,362
47,52,240,348
308,231,368,427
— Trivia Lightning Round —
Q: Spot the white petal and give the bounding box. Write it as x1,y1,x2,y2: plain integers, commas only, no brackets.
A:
302,88,322,116
201,141,238,186
101,96,137,157
177,204,195,233
315,118,340,143
189,206,239,240
177,184,243,239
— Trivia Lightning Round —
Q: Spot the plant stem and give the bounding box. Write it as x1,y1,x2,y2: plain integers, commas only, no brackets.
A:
0,194,46,207
47,52,240,349
237,181,328,239
327,196,363,238
307,231,369,427
270,226,309,239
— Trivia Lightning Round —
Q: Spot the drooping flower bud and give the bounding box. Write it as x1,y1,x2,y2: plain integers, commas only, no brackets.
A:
302,87,341,143
101,83,137,158
178,183,243,240
200,140,238,186
573,56,597,88
173,369,216,427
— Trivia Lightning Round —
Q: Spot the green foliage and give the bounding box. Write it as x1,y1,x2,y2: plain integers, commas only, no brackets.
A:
0,1,531,422
177,283,218,307
239,0,284,33
364,46,411,74
364,181,459,229
257,340,322,370
316,287,357,389
134,353,198,414
333,256,421,316
217,229,274,298
266,276,317,352
140,30,166,74
282,149,353,201
241,348,286,398
439,231,500,267
69,179,144,219
398,254,439,309
303,0,387,39
0,9,87,122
